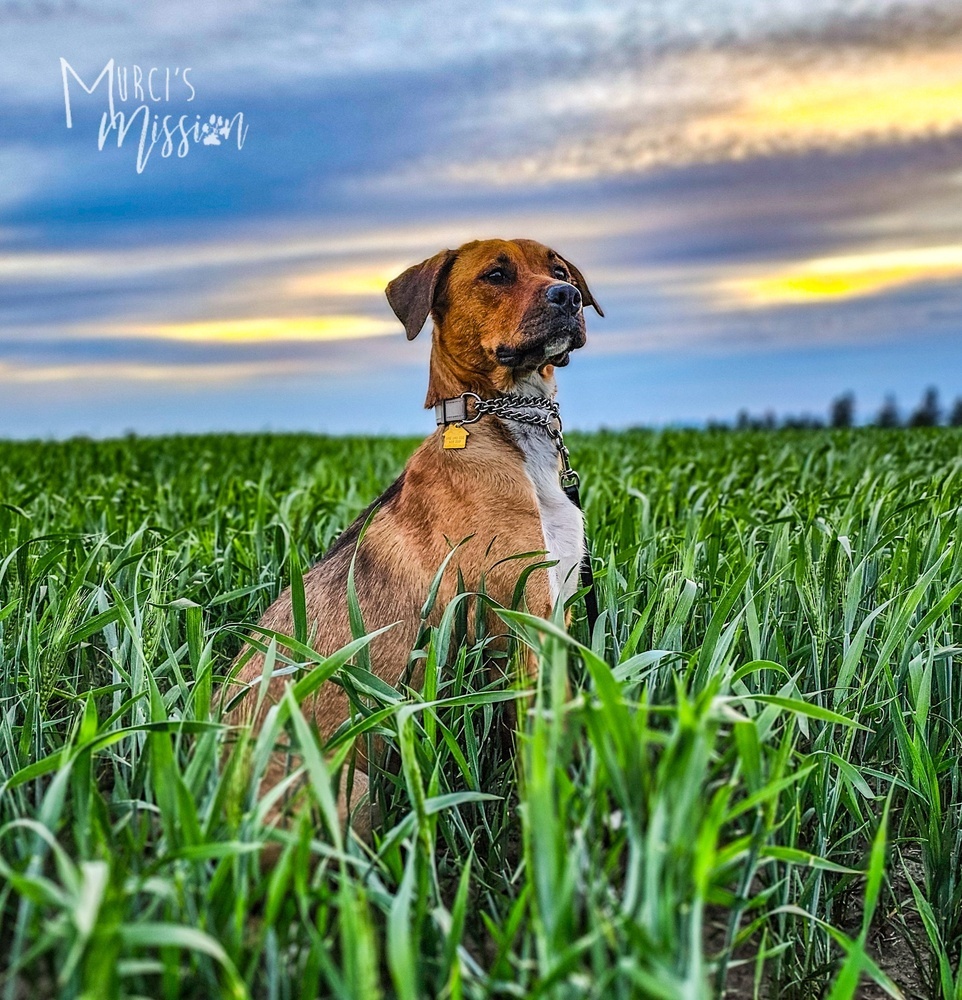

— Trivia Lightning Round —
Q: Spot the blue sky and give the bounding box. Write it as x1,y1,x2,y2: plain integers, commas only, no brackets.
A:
2,0,962,437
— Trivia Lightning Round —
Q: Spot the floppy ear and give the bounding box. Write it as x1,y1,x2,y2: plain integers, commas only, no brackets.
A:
560,256,604,317
385,249,457,340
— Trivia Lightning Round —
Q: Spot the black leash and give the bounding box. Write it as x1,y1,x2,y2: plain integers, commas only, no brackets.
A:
436,391,599,632
552,421,600,634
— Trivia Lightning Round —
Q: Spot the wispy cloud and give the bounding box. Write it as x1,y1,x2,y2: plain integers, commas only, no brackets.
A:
0,358,311,384
0,234,401,283
0,330,423,386
282,265,407,299
426,26,962,185
4,0,919,96
0,212,627,284
117,315,397,342
716,243,962,306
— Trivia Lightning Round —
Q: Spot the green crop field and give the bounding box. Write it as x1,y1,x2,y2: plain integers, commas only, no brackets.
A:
1,429,961,999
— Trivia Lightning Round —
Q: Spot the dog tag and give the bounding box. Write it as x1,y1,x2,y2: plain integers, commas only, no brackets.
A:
442,424,469,449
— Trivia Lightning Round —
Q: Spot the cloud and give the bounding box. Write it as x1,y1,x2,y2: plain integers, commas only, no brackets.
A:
0,207,647,285
0,235,384,283
419,18,962,186
0,358,301,384
715,243,962,306
0,208,649,353
116,315,397,342
5,0,927,98
0,327,424,387
283,265,407,299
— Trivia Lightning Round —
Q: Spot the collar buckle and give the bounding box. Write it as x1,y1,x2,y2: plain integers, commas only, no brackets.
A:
435,392,482,426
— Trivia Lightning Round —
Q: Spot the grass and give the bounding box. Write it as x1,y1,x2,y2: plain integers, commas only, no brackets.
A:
1,427,961,999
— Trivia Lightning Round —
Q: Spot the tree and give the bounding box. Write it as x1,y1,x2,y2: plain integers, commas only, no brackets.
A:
782,414,824,429
908,386,940,427
950,398,962,427
829,392,855,428
876,395,900,428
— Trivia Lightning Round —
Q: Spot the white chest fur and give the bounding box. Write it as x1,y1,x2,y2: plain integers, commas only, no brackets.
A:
503,375,585,609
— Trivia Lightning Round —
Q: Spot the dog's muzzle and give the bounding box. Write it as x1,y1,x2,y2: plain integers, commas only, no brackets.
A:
495,327,584,369
496,282,587,369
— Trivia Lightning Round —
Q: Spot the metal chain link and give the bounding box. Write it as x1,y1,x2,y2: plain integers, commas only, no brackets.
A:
472,393,560,428
459,391,579,486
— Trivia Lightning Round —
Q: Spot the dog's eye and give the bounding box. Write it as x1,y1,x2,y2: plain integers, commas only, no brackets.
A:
552,266,569,280
483,268,507,284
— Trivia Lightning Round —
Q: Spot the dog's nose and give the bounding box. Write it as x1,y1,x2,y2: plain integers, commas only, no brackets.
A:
546,282,582,314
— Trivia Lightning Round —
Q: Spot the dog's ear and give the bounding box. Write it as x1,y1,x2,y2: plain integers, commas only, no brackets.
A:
559,256,604,317
386,249,457,340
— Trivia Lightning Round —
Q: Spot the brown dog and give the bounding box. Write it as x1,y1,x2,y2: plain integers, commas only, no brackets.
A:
225,237,602,838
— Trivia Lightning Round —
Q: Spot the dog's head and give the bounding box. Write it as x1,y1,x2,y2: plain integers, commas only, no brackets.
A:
386,238,602,395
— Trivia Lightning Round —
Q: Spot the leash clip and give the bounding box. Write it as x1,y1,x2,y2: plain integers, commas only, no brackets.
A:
552,420,580,490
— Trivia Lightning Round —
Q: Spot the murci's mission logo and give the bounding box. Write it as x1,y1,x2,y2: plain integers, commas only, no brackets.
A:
60,59,248,174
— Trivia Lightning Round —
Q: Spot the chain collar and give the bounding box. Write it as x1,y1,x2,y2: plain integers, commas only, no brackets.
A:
435,391,579,488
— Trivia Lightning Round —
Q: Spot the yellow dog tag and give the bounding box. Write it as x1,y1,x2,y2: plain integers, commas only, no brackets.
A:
443,424,469,449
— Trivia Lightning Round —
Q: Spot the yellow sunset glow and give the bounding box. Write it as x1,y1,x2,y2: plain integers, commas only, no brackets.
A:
284,267,403,298
719,245,962,307
118,315,398,342
721,49,962,149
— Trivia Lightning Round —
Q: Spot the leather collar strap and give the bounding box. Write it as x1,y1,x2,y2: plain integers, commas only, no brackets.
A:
433,391,600,633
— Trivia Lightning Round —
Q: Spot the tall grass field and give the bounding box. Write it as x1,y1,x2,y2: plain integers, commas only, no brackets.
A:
1,428,961,999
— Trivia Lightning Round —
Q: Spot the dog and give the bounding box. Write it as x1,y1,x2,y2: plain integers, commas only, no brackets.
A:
225,237,602,840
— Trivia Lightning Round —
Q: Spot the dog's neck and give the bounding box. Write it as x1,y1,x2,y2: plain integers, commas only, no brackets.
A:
425,338,557,408
508,370,557,401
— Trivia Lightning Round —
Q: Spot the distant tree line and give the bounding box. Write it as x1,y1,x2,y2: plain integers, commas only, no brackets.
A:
710,387,962,430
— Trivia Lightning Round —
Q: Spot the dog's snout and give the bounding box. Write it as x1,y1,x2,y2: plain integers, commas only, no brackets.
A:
546,282,582,314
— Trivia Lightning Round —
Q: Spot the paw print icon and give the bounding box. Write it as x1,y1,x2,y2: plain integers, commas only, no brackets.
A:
201,114,228,145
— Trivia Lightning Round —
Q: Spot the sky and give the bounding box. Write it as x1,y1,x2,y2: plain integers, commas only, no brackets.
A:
2,0,962,437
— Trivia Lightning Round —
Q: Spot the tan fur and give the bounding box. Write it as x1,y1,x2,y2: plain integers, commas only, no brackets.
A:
223,237,601,842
